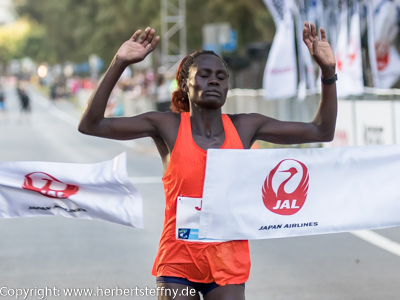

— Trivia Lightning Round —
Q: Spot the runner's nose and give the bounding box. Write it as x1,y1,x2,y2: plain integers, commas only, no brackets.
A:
208,76,219,86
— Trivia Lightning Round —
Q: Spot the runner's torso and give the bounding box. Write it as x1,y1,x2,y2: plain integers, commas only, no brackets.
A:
152,112,251,285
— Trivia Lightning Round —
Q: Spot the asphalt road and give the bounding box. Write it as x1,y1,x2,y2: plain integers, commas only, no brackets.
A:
1,83,400,300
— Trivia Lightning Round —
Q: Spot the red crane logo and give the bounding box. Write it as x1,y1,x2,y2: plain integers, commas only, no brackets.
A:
262,159,309,215
347,39,358,66
22,172,79,199
375,42,389,71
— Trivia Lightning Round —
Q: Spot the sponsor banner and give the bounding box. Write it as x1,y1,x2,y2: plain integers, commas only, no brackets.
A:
0,153,143,228
304,0,318,25
293,0,316,99
365,1,380,87
336,2,364,98
263,0,298,99
176,196,226,242
263,0,286,24
321,1,339,52
376,46,400,88
199,147,400,240
325,100,355,147
370,0,400,88
354,100,394,145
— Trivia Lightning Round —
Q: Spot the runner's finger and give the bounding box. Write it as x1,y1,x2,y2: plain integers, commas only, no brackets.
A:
143,29,156,47
310,22,317,38
139,27,151,43
130,29,142,41
320,27,327,41
151,36,160,50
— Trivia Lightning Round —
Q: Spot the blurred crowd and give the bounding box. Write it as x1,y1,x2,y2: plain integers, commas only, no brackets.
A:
104,67,177,117
40,67,178,118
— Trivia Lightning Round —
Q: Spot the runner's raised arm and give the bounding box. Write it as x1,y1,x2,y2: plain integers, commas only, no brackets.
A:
231,22,337,148
78,28,160,140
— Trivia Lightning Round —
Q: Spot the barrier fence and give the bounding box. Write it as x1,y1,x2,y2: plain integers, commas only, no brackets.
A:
224,88,400,148
78,87,400,148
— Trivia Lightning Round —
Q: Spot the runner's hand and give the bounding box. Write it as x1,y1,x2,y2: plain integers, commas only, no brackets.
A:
115,27,160,66
303,21,336,78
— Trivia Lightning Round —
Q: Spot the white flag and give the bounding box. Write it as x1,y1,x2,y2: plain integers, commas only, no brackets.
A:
336,2,364,98
263,0,298,99
293,0,316,99
198,146,400,240
0,153,143,228
370,0,400,88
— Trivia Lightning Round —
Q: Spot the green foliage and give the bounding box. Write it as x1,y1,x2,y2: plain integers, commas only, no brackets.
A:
22,22,56,63
12,0,275,65
187,0,275,52
0,19,30,64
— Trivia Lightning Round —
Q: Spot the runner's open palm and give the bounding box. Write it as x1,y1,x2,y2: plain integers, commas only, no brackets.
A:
116,27,160,65
303,21,336,76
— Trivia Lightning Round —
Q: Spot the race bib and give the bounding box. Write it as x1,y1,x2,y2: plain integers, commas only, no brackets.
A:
176,196,227,243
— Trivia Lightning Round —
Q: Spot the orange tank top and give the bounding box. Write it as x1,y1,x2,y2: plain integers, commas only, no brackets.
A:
151,112,251,286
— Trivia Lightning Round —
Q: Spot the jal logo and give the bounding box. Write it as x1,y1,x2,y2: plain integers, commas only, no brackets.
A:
262,159,309,215
375,42,389,71
22,172,79,199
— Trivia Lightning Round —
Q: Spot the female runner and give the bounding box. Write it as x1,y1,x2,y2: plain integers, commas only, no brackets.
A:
78,21,337,300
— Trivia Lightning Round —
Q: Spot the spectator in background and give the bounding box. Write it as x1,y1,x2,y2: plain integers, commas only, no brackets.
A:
16,83,31,122
0,86,7,120
156,74,171,112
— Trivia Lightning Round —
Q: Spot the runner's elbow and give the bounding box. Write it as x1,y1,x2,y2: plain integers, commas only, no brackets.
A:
318,130,334,142
78,120,96,135
311,122,335,142
77,122,89,135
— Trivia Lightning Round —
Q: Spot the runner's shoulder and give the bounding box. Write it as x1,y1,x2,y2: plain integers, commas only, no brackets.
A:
142,110,180,129
227,113,271,128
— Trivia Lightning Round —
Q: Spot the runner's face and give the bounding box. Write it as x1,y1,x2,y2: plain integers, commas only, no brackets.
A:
186,54,229,110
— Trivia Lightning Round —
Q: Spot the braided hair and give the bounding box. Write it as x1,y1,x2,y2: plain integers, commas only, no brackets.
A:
170,50,227,113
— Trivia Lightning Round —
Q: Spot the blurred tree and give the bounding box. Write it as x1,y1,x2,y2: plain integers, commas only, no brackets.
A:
0,19,31,65
12,0,275,65
187,0,275,53
13,0,161,64
22,22,56,64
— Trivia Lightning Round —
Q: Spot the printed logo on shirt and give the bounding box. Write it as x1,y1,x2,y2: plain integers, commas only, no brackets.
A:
22,172,79,199
178,228,191,239
262,159,309,215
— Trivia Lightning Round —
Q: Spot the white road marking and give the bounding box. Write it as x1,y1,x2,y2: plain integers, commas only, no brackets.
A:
351,230,400,257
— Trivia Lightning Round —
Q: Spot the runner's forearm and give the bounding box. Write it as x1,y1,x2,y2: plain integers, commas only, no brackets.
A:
78,57,127,133
312,69,337,141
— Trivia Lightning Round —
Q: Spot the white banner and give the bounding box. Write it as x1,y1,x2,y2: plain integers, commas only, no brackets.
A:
293,0,316,99
263,0,298,99
198,147,400,240
321,1,339,53
365,1,380,87
370,0,400,88
336,2,364,98
0,153,143,228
